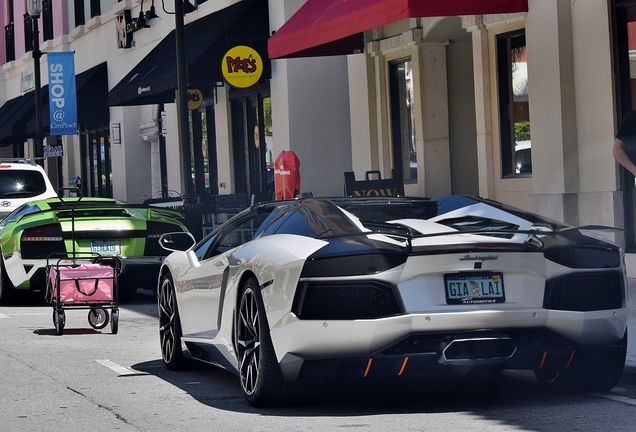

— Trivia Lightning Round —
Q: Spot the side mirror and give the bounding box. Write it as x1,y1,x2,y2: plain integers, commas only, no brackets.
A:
159,232,196,252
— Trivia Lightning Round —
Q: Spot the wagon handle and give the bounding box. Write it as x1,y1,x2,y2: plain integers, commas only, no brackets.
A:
56,187,83,263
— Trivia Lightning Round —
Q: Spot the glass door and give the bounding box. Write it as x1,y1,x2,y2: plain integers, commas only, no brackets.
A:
80,129,112,197
230,88,272,197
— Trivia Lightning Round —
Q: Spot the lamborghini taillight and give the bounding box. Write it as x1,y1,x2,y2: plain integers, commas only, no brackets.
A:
21,224,65,259
21,224,63,241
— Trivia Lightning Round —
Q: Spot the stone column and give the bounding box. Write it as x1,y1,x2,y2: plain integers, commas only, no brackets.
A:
466,16,495,198
414,40,452,196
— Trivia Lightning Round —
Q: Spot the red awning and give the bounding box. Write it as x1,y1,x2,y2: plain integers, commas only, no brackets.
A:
268,0,528,59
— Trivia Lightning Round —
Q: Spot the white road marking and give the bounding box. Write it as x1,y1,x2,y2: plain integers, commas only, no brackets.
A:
0,313,9,319
3,312,49,316
95,359,148,376
591,392,636,407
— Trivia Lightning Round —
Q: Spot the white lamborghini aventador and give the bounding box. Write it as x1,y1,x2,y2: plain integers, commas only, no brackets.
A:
157,195,628,407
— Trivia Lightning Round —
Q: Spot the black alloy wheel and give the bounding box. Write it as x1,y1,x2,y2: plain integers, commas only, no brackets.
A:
235,276,288,407
159,273,184,370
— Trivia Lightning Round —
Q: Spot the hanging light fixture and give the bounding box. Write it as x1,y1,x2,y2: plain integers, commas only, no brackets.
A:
145,0,162,26
161,0,197,15
183,1,197,13
136,0,148,29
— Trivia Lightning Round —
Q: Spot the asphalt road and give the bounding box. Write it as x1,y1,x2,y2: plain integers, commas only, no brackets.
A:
1,282,635,431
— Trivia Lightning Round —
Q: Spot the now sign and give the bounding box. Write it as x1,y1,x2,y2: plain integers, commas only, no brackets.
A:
47,52,78,136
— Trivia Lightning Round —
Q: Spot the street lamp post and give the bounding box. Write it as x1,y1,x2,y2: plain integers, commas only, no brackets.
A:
28,0,43,164
174,0,194,202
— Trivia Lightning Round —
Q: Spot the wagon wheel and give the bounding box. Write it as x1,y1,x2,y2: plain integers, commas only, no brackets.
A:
53,309,65,335
88,308,109,329
111,308,119,334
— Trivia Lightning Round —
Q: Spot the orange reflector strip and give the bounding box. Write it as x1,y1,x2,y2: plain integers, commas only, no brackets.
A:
539,351,548,369
565,351,575,369
363,359,373,377
398,357,409,376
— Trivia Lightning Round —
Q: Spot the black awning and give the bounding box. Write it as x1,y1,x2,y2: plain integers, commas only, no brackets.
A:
77,62,110,130
0,62,109,145
0,93,36,144
0,96,26,143
108,0,269,107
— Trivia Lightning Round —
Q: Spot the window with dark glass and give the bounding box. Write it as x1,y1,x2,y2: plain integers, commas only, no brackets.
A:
4,1,15,62
74,0,86,27
90,0,101,18
23,13,33,52
42,0,53,41
497,30,531,177
389,59,417,184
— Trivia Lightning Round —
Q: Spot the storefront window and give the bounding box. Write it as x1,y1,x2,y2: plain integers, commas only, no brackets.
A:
230,90,272,197
264,96,274,192
190,104,218,199
390,59,417,183
497,30,531,177
81,130,112,197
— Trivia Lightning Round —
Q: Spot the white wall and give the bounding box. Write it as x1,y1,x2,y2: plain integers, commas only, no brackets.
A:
348,54,376,178
269,0,353,196
570,0,617,193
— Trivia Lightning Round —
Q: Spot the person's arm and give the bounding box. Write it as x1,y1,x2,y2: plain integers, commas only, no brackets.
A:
613,138,636,176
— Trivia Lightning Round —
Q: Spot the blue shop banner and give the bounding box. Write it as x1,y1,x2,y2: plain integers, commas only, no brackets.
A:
47,52,78,136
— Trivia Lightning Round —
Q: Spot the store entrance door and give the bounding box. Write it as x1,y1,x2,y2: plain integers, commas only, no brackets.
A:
230,86,274,198
80,129,112,198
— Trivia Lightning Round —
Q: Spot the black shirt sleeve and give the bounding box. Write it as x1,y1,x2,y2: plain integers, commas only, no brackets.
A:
616,110,636,147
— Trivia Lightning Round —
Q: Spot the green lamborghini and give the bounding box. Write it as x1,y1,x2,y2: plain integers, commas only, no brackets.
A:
0,196,188,303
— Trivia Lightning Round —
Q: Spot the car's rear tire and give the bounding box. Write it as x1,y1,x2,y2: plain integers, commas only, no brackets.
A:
235,276,290,407
158,273,184,370
0,258,15,305
536,330,627,393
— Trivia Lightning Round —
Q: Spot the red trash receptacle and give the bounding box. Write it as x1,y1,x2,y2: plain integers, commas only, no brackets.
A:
274,150,300,200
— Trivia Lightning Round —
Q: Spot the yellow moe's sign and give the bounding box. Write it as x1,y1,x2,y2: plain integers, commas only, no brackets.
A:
221,45,263,88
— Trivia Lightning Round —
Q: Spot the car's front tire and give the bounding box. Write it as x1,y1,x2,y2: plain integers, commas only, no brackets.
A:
536,330,627,393
158,272,184,370
0,258,15,305
235,276,290,407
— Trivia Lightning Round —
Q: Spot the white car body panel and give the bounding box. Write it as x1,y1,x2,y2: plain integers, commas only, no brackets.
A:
158,196,628,392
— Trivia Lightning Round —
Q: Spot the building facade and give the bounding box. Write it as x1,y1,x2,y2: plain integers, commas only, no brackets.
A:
1,0,635,250
269,0,636,251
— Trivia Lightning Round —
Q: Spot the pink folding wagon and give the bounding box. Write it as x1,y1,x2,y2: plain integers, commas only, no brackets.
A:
44,187,121,335
46,256,121,335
